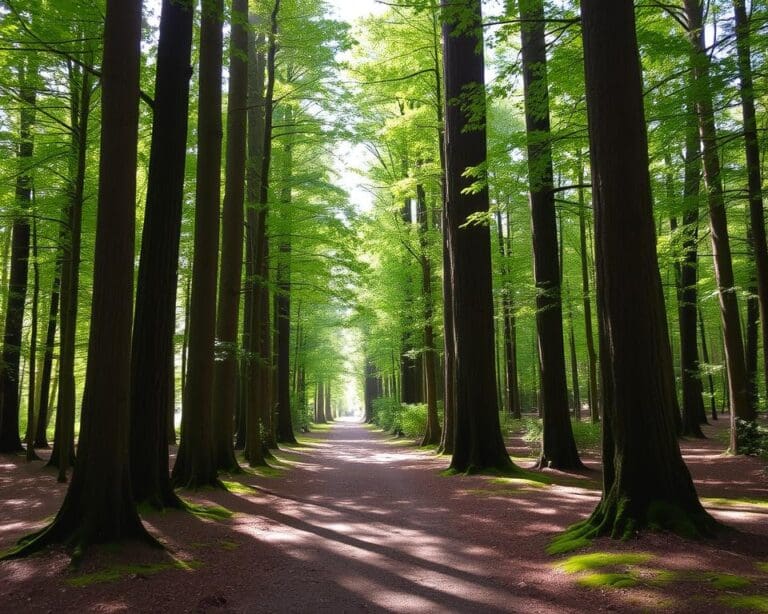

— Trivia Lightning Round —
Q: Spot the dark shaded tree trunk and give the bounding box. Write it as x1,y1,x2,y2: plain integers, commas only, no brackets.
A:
577,160,599,424
732,0,768,409
275,105,297,445
34,270,60,448
129,0,193,507
442,0,513,473
25,215,40,461
49,60,92,477
699,306,718,420
0,60,35,454
212,0,248,471
172,0,224,489
559,0,716,543
677,101,707,437
5,0,154,558
683,0,753,451
518,0,581,469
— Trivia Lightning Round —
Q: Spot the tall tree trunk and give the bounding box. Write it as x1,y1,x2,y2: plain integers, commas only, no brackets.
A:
130,0,193,507
49,61,91,477
33,267,60,448
567,292,580,420
0,59,35,454
560,0,715,544
324,384,333,423
677,100,707,437
212,0,249,471
578,169,599,423
275,105,297,444
733,0,768,408
699,306,718,420
25,214,40,461
683,0,753,453
172,0,224,489
6,0,153,558
443,0,513,473
518,0,581,469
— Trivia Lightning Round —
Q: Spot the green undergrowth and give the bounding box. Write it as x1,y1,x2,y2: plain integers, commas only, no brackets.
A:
757,563,768,573
556,550,759,602
721,595,768,612
309,422,334,432
66,558,202,587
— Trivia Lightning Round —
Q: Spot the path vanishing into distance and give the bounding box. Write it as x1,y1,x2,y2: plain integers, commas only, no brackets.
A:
2,420,768,613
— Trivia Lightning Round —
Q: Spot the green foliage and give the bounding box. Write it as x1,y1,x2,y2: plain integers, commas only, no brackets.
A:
576,573,638,589
720,596,768,612
504,417,601,454
735,419,768,456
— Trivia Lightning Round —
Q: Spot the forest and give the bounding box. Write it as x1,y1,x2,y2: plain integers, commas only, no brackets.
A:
0,0,767,611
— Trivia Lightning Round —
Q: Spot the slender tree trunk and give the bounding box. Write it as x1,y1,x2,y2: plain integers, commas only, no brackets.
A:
25,214,40,461
129,0,193,507
732,0,768,410
567,292,580,420
684,1,753,453
0,60,35,454
699,306,718,420
34,268,60,448
275,105,297,444
677,100,707,437
6,0,153,558
50,61,91,477
443,0,513,473
172,0,224,489
561,0,715,543
212,0,249,471
518,0,581,469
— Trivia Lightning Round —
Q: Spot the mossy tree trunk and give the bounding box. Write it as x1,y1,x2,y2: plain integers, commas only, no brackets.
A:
564,0,717,544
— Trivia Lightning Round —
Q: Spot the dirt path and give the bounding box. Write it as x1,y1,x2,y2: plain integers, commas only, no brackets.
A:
1,420,767,613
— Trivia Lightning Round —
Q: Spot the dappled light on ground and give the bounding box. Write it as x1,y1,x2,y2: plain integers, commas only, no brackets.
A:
1,420,767,612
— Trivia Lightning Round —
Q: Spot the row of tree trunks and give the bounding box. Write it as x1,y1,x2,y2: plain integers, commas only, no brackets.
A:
683,0,754,454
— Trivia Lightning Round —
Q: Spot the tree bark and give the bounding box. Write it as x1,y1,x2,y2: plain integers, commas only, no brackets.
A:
732,0,768,409
518,0,581,469
172,0,224,489
442,0,513,473
683,0,753,449
6,0,153,557
560,0,716,542
0,59,35,454
212,0,248,471
129,0,193,507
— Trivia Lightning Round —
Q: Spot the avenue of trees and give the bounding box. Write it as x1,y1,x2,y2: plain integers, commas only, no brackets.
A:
0,0,766,555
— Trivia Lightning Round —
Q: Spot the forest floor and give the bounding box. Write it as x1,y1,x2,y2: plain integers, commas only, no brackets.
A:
1,418,767,613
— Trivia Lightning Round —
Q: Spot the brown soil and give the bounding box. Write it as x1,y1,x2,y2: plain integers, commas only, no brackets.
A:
1,418,767,613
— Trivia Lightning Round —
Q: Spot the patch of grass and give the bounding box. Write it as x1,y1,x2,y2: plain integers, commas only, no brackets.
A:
490,476,551,489
67,559,201,587
466,488,537,498
720,596,768,612
220,480,258,495
183,502,234,521
650,570,681,585
218,540,239,551
757,563,768,573
703,497,768,509
242,464,284,478
310,422,333,431
577,572,638,588
704,573,751,590
558,552,653,574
